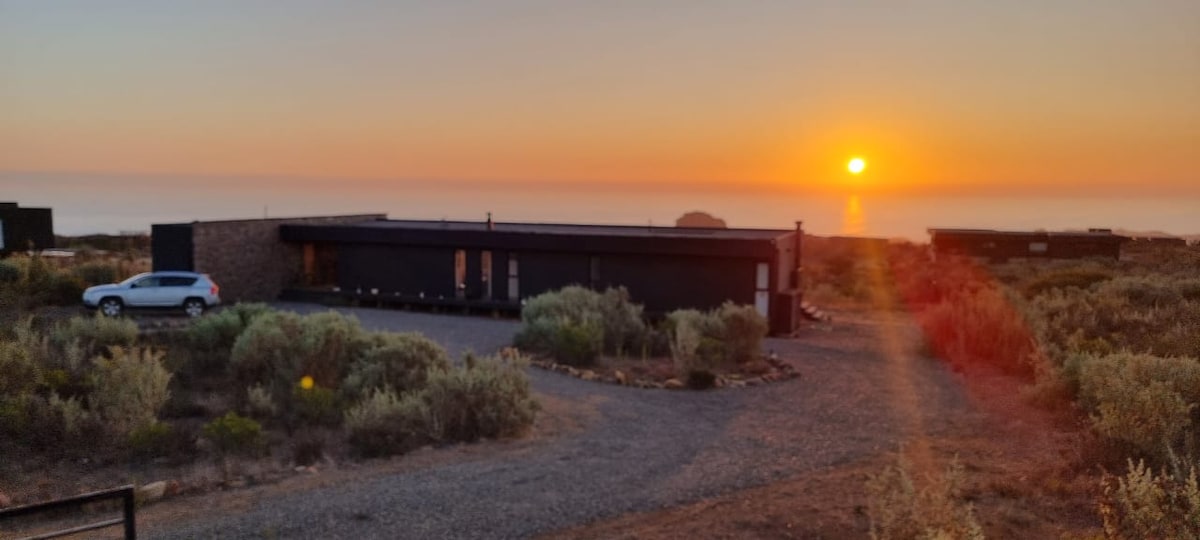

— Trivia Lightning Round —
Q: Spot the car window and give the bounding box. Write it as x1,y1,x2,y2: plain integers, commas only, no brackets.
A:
133,277,160,288
161,276,198,287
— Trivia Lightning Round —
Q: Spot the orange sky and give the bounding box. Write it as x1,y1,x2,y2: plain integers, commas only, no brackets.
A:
2,1,1198,197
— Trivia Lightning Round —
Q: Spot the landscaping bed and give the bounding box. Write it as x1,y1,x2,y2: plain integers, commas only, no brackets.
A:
528,352,799,389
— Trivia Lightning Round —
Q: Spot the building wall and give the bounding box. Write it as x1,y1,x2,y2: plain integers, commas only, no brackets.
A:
0,203,54,254
595,253,759,313
187,214,384,302
336,244,457,298
150,224,194,271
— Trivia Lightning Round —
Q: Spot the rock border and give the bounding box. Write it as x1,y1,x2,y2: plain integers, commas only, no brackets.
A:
527,354,800,390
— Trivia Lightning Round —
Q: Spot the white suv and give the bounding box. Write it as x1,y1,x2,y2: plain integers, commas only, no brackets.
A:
82,271,221,317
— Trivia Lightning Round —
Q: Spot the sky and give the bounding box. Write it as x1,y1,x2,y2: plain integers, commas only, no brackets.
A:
2,1,1199,199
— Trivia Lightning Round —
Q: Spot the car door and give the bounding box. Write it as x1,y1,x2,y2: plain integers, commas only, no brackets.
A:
159,276,197,306
124,276,161,306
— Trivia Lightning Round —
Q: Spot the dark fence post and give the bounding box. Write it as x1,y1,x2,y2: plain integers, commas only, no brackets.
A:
123,486,137,539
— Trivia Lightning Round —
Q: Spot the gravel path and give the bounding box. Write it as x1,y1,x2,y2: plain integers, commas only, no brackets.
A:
151,305,968,539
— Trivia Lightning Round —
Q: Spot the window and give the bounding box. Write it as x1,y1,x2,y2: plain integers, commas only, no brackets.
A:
1029,242,1048,253
481,251,493,300
507,254,519,301
754,262,770,317
133,277,160,288
160,277,197,287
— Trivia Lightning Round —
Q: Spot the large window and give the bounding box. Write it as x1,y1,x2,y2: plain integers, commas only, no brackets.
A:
507,254,519,301
755,262,770,317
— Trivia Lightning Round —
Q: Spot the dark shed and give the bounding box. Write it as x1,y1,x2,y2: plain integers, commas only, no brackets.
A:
928,228,1125,261
0,202,54,255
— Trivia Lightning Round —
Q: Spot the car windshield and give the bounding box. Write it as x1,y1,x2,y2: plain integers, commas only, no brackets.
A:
118,273,152,286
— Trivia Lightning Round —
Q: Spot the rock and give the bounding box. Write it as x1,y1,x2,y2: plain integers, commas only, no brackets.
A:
664,378,684,390
566,367,580,377
165,480,182,497
614,370,628,385
0,490,11,507
294,466,308,473
305,466,319,475
728,380,747,388
137,481,167,503
580,370,597,381
745,377,763,386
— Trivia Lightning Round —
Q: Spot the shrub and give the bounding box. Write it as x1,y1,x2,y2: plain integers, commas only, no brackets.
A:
1099,459,1200,539
866,454,984,540
716,302,768,363
0,260,20,283
88,347,172,439
72,262,119,287
187,303,273,369
919,285,1043,377
244,384,277,419
202,412,265,456
128,421,174,458
231,310,374,419
342,332,451,400
0,340,43,397
1076,352,1200,466
514,286,646,363
293,383,340,427
344,389,432,457
422,353,538,443
1023,268,1112,298
52,315,139,357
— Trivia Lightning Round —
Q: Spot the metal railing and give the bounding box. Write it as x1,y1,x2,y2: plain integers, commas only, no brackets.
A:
0,485,136,540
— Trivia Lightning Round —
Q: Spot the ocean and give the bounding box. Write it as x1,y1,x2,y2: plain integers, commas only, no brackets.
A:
3,172,1197,241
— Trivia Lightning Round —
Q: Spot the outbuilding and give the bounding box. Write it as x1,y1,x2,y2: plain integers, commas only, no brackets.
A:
0,202,54,255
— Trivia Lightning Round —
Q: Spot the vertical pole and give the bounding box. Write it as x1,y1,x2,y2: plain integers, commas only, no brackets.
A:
123,487,136,539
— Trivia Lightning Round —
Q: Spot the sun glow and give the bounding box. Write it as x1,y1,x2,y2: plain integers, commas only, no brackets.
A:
848,157,866,175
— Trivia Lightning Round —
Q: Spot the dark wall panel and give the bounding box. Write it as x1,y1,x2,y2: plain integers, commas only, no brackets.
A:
596,254,758,313
0,206,54,254
337,245,456,297
151,223,194,271
517,252,591,299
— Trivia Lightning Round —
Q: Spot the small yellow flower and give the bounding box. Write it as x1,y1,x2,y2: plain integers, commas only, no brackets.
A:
299,375,314,390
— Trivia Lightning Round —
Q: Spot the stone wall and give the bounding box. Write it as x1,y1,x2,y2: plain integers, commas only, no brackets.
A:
191,214,385,302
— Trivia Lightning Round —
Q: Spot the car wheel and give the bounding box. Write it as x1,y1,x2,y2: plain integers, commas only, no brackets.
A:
183,298,206,318
99,297,123,317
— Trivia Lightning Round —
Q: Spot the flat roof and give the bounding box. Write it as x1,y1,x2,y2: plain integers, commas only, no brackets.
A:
350,219,793,240
928,228,1124,238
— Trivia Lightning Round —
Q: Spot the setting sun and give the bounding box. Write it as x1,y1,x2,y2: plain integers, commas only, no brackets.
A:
848,158,867,175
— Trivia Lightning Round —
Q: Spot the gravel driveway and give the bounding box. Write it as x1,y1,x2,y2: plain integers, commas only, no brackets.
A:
150,304,968,539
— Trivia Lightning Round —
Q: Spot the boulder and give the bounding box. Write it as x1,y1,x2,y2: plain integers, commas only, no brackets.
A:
137,481,167,503
614,370,628,385
664,378,685,390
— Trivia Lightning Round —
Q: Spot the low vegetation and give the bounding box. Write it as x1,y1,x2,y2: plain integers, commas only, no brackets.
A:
0,302,539,478
513,286,769,388
895,243,1200,537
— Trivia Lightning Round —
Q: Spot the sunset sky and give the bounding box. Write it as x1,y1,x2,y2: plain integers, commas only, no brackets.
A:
2,1,1198,197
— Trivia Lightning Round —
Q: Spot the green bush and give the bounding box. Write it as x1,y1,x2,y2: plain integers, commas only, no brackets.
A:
422,353,538,443
342,332,451,400
1100,459,1200,539
514,286,645,363
716,302,768,363
0,260,20,283
187,303,273,369
71,262,119,287
202,412,265,456
294,384,341,427
52,315,139,357
88,347,172,439
1077,352,1200,466
128,421,174,458
344,389,433,457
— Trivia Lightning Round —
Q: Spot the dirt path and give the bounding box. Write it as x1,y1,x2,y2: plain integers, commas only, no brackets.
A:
135,305,1089,539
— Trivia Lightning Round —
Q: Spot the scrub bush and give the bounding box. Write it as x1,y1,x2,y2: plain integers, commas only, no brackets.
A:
187,303,272,369
71,262,118,287
866,455,984,540
0,260,20,283
514,286,645,364
666,304,767,376
717,302,768,363
341,332,451,400
422,353,538,443
1099,459,1200,539
202,412,265,456
52,314,139,357
88,346,172,439
1076,352,1200,466
344,389,432,457
293,383,341,427
918,285,1043,377
1022,268,1112,298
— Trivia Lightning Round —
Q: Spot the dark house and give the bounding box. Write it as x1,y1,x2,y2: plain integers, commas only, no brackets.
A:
152,215,807,335
928,228,1125,261
0,202,54,255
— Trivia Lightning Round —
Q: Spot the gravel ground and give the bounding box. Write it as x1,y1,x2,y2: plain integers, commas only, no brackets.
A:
150,305,968,539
